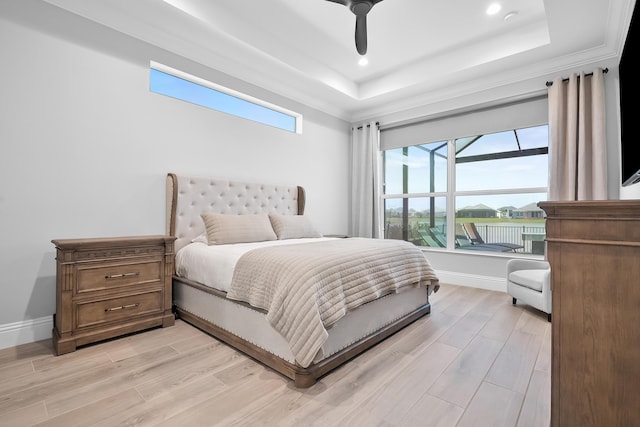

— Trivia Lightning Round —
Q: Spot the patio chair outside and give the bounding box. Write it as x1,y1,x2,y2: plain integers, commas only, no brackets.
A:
428,227,447,247
462,222,524,252
455,223,518,252
417,229,443,247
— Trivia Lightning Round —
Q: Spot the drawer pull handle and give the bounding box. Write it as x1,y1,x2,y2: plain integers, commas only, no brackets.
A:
105,272,140,279
105,303,139,312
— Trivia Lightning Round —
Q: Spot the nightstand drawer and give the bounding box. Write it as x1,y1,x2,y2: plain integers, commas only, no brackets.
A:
76,291,163,329
52,235,176,355
76,260,162,293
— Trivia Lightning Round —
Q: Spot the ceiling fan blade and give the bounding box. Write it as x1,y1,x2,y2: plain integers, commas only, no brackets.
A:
325,0,384,55
355,13,368,55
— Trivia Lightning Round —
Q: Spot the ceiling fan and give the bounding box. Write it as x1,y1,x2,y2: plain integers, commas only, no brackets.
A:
325,0,384,55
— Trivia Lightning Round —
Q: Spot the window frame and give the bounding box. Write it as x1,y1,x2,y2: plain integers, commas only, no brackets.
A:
382,125,549,253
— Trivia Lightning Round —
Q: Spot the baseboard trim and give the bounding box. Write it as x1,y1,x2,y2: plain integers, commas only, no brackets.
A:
0,316,52,351
435,270,506,293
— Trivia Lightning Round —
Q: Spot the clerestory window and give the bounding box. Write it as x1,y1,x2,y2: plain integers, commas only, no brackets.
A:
149,62,302,134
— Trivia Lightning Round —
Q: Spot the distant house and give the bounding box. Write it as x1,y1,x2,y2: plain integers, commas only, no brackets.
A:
512,202,546,219
457,204,497,218
497,206,517,219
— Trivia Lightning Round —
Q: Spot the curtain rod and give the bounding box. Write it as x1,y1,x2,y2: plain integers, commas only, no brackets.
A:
355,121,380,130
545,68,608,87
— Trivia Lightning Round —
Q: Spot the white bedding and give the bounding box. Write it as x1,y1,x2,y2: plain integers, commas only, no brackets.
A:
175,237,339,292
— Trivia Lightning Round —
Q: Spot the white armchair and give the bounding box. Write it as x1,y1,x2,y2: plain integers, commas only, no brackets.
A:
506,259,551,322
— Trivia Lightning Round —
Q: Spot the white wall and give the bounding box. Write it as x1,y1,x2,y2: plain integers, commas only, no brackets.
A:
0,1,350,348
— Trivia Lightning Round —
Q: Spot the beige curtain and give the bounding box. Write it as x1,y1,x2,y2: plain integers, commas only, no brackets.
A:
548,68,607,200
349,122,381,238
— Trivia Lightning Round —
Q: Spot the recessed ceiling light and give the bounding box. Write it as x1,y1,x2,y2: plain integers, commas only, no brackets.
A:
358,57,369,66
486,3,501,15
503,11,518,21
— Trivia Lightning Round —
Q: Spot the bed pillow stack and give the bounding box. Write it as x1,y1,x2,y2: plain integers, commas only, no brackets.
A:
268,213,322,240
199,212,322,245
201,213,277,245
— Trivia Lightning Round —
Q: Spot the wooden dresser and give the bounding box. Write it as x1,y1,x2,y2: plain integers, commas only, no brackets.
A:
51,235,176,355
538,200,640,427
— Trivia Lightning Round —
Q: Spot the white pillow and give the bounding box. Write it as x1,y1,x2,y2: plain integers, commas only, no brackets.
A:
191,233,208,244
268,213,322,240
201,213,277,245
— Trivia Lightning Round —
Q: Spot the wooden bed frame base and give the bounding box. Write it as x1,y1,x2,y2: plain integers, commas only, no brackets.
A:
174,296,431,388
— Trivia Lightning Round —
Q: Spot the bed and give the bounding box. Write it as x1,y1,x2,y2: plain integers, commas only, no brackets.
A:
166,173,440,387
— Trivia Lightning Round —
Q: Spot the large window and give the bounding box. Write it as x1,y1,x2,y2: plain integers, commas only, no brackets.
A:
383,124,548,255
149,62,302,133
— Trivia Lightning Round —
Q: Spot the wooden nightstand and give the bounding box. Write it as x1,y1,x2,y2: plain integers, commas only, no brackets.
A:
51,235,176,355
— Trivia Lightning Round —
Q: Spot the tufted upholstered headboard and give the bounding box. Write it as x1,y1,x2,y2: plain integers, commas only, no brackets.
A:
166,173,306,252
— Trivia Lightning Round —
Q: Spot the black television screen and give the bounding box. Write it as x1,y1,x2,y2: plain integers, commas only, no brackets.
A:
620,0,640,186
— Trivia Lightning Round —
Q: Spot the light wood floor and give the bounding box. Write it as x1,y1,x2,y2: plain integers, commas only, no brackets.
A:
0,284,551,426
